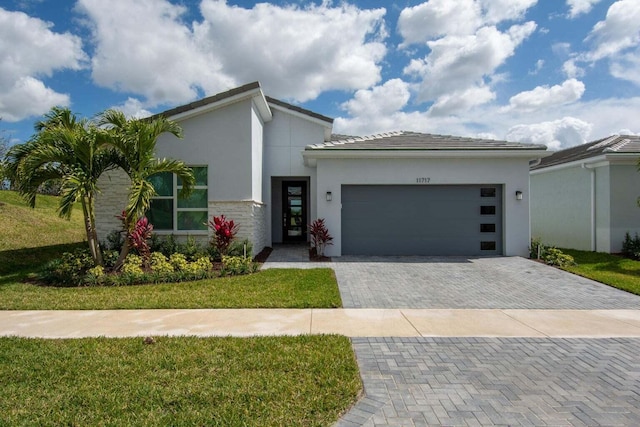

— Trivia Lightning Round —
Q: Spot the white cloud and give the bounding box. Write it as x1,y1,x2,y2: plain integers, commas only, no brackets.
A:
111,98,153,119
78,0,387,107
0,8,86,121
0,77,70,122
566,0,602,18
529,59,544,74
405,22,536,104
196,0,387,102
506,117,592,150
340,79,410,117
398,0,536,46
398,0,482,45
506,79,585,112
562,59,585,78
585,0,640,61
610,50,640,85
428,86,495,116
77,0,231,107
480,0,537,24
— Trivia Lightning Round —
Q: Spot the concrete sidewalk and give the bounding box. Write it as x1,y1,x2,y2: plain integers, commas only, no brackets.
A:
3,308,640,338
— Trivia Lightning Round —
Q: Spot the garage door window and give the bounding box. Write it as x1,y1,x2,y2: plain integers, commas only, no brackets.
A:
481,205,496,215
481,187,496,197
481,241,497,251
480,223,496,233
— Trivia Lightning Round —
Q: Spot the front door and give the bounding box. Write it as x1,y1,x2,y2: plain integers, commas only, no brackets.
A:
282,181,307,242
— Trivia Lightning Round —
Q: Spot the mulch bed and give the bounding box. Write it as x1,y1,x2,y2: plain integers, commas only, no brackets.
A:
253,246,273,263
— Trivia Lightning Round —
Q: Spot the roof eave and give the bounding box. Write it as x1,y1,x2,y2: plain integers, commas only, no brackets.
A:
166,86,272,123
302,148,550,167
530,152,640,174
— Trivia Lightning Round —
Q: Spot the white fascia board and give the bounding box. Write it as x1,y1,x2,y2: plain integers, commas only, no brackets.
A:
267,102,333,130
169,88,272,123
530,153,639,175
302,149,550,167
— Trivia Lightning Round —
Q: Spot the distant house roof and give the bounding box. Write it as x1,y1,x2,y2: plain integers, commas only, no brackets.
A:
531,135,640,170
307,131,547,151
150,81,333,125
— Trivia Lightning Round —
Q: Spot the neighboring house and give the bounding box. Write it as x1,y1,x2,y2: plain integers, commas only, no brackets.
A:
96,82,548,257
530,135,640,253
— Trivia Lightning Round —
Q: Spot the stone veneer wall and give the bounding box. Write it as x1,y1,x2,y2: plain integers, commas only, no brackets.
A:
95,171,268,256
208,201,267,256
95,169,131,242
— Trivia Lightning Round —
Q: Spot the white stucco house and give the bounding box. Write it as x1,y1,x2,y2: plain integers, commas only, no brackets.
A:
531,135,640,253
96,82,548,257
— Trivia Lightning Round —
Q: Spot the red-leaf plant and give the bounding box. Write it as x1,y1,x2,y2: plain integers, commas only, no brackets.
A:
208,215,239,258
309,218,333,257
117,211,154,269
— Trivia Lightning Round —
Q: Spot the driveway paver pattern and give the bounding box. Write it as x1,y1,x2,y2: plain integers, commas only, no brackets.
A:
338,337,640,427
333,256,640,309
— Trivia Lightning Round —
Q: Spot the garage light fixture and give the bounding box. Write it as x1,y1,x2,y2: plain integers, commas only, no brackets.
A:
326,191,332,202
515,190,523,200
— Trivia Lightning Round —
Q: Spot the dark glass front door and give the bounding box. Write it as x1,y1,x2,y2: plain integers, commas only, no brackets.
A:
282,181,306,242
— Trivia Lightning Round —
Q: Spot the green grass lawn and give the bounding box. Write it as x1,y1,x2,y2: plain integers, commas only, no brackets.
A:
0,335,361,426
0,190,342,309
0,190,360,424
561,249,640,295
0,268,342,309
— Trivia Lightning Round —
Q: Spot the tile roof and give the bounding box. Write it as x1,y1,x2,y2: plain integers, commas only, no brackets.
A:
531,135,640,170
306,131,547,150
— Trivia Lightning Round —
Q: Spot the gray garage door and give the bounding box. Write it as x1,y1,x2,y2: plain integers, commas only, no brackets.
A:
341,185,503,256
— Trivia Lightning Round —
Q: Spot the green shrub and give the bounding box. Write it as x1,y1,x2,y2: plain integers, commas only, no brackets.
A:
221,255,257,276
102,229,124,252
150,234,179,257
529,238,576,267
150,252,174,275
183,256,212,276
622,232,640,259
40,249,94,286
122,254,143,276
178,235,207,261
169,253,189,271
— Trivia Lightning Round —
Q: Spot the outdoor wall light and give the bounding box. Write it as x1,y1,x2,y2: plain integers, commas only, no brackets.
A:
326,191,332,202
515,190,523,200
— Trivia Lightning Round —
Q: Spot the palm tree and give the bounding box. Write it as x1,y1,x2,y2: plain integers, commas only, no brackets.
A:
4,107,118,265
97,109,195,269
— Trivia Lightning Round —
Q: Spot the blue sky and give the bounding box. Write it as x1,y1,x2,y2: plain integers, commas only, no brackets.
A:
1,0,639,150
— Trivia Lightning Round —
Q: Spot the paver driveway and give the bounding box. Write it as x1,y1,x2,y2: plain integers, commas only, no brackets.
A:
329,255,640,426
332,256,640,309
264,249,640,426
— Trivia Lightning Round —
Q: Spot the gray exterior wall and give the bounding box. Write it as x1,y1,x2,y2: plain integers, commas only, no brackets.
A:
530,166,592,250
531,161,640,253
610,164,640,252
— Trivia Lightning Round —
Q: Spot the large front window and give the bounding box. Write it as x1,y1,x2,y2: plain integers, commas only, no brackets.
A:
148,166,208,231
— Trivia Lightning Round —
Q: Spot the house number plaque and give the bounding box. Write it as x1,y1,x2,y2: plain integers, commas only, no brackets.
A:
416,177,431,183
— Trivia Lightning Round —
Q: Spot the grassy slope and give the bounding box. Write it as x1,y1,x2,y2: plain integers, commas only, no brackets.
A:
562,249,640,295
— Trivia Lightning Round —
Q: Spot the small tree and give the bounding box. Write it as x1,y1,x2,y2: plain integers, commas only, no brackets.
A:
208,215,239,259
309,218,333,257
